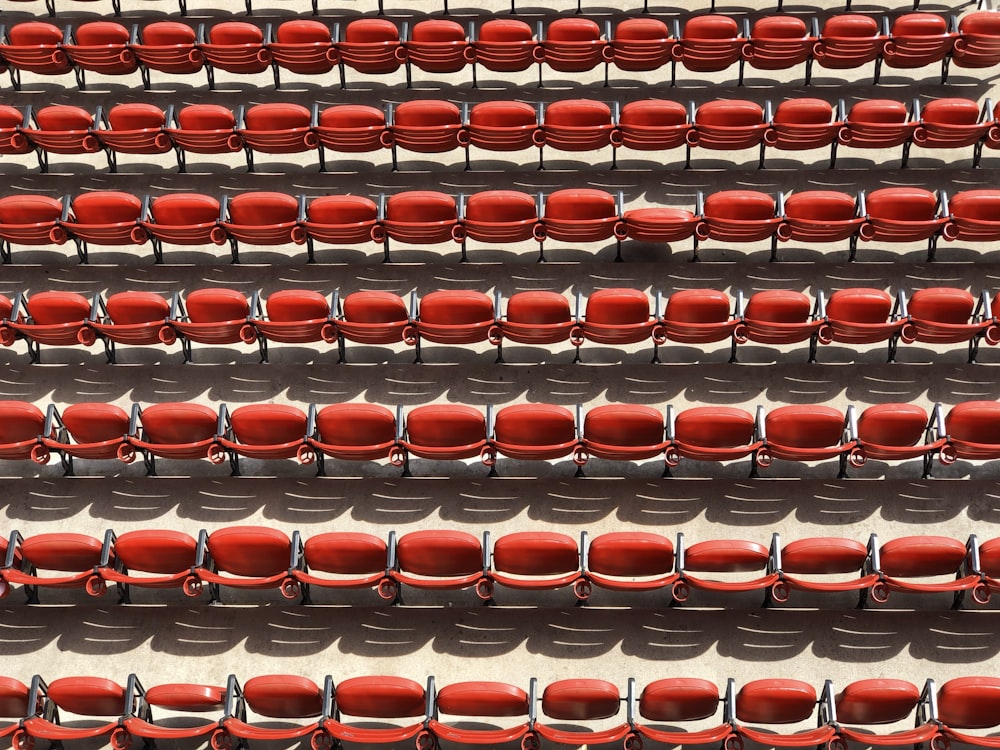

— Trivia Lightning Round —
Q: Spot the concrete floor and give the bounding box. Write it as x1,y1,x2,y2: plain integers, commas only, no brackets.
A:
2,0,1000,742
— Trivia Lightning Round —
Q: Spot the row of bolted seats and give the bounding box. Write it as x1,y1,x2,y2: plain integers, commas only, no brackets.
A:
4,287,1000,366
2,527,999,607
2,398,999,478
1,674,996,750
5,96,998,175
0,188,994,265
3,14,1000,92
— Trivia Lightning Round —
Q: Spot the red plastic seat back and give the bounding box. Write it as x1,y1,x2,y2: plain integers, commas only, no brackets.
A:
334,676,425,718
228,192,298,226
684,15,738,39
937,677,1000,729
177,105,236,130
342,292,407,324
779,537,868,574
822,14,880,38
396,530,482,576
142,21,198,45
386,192,457,223
465,190,537,224
242,676,323,718
307,195,378,225
0,195,63,225
276,20,331,44
684,539,768,572
752,15,808,40
394,100,461,128
206,526,291,576
74,21,130,45
0,679,29,719
696,100,763,127
106,292,170,325
71,192,142,224
825,288,892,323
857,404,927,447
61,402,130,444
784,191,856,222
230,404,307,445
244,103,311,131
878,536,966,577
773,98,832,125
493,404,575,447
435,682,529,717
585,288,649,325
891,12,948,36
587,532,673,577
46,677,126,716
765,405,844,448
208,22,264,45
151,194,221,226
545,189,616,221
545,99,612,128
19,533,103,571
35,105,93,131
113,529,198,573
921,98,980,126
479,19,534,43
541,680,620,721
405,404,485,447
304,532,388,574
848,100,908,125
412,19,466,43
8,22,64,45
418,290,493,325
744,290,810,323
950,190,1000,220
736,680,817,723
493,531,578,575
907,287,974,324
185,288,250,322
26,292,91,324
835,680,919,725
663,289,731,323
139,402,219,444
265,290,330,322
547,17,602,42
674,407,755,448
345,18,400,44
946,401,1000,444
0,401,45,444
584,404,664,446
619,99,687,127
639,679,719,722
506,292,572,325
108,104,166,131
704,191,774,221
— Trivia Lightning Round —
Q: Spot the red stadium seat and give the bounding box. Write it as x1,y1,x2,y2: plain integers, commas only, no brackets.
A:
858,187,949,260
819,287,908,360
540,189,625,262
688,100,769,170
397,404,488,475
333,291,409,362
403,19,472,87
165,104,242,173
776,190,863,261
760,405,859,476
742,16,815,85
193,526,297,603
62,21,137,87
218,404,309,473
95,529,200,600
665,406,763,474
460,190,541,260
867,535,974,606
608,18,675,83
812,15,888,83
617,99,692,162
672,16,747,87
904,288,997,362
0,679,31,741
489,403,578,469
61,191,147,263
673,537,776,603
126,402,223,473
483,532,581,600
141,193,226,262
540,18,609,84
425,680,530,747
405,290,495,362
381,191,461,262
293,531,390,596
129,21,205,90
198,22,271,89
220,192,306,263
0,22,75,91
936,677,1000,746
219,675,326,745
36,402,132,472
534,680,629,747
388,100,466,171
578,404,668,471
466,102,543,167
19,104,100,174
657,289,741,347
2,291,97,362
735,680,834,748
337,19,405,90
314,105,391,170
389,530,486,602
0,401,49,461
836,99,919,169
945,189,1000,243
237,103,318,172
736,290,825,362
631,678,733,748
763,98,843,169
322,676,426,746
470,19,539,86
772,536,872,605
943,401,1000,464
302,196,382,261
623,203,700,252
578,532,676,599
882,13,956,82
569,288,661,363
695,190,782,261
2,532,106,602
306,403,399,468
164,288,255,362
93,104,173,173
0,106,31,157
0,195,67,263
539,99,620,170
247,289,332,361
952,12,1000,72
15,677,126,748
491,291,574,359
268,19,336,89
118,677,225,746
852,404,946,480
